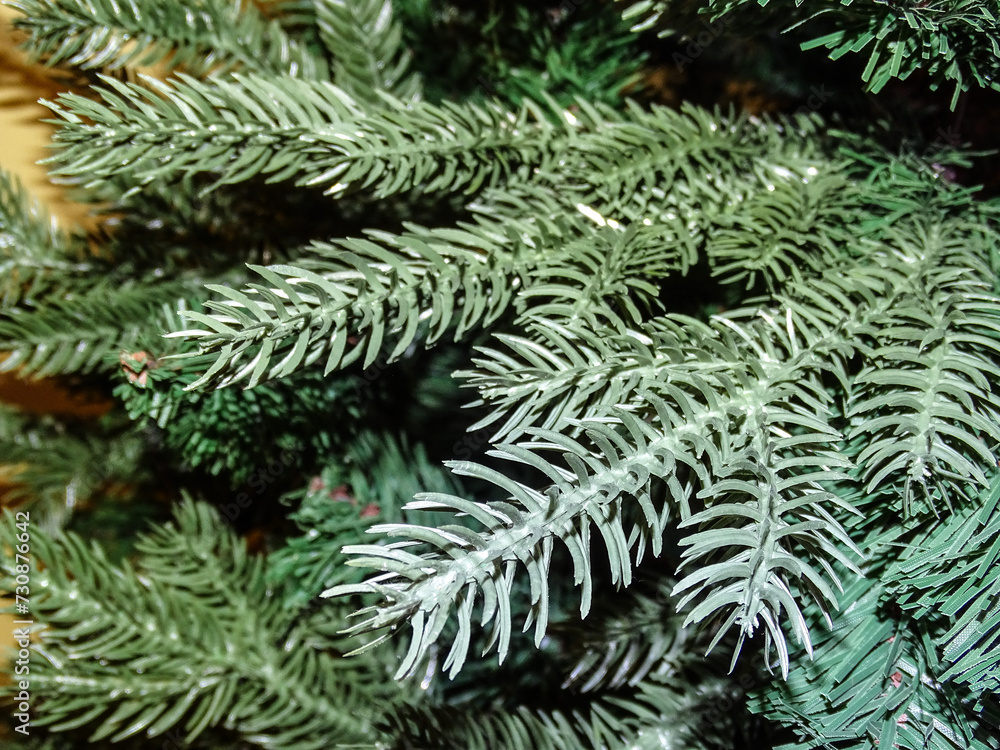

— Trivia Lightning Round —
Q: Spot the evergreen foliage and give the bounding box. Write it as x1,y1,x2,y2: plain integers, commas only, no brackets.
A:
9,0,325,77
392,0,644,107
315,0,421,103
0,171,88,308
2,0,1000,748
0,405,146,531
621,0,1000,106
0,500,404,748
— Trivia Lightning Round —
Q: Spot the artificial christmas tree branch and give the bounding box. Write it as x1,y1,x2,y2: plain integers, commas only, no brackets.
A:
316,0,421,104
0,500,401,749
43,74,562,196
2,0,1000,747
9,0,325,77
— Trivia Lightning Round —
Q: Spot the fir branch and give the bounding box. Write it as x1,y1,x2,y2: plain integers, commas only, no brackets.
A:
8,0,326,78
753,577,997,749
846,221,1000,515
163,217,694,390
553,101,828,216
673,409,858,678
517,222,695,330
0,406,146,529
460,161,866,443
0,169,91,308
838,137,996,234
0,279,194,378
385,670,735,750
467,112,854,306
795,0,1000,105
0,499,399,749
316,0,422,104
43,73,561,196
706,167,857,293
477,154,860,306
558,576,691,693
884,477,1000,697
458,315,727,442
164,222,526,389
325,306,860,681
487,3,646,109
324,407,707,679
464,211,999,451
325,211,999,681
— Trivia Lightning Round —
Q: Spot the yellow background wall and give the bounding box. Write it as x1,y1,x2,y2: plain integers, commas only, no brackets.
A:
0,5,89,223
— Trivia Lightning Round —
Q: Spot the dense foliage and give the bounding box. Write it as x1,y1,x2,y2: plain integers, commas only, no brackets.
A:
2,1,1000,748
